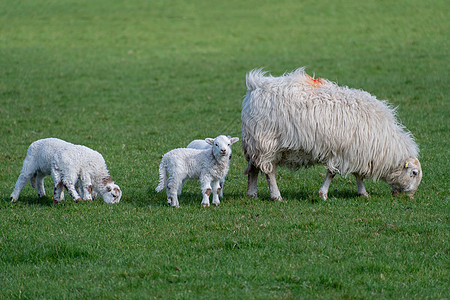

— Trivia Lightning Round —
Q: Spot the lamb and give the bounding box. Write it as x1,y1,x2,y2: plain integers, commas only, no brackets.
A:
156,135,239,207
186,136,235,198
10,138,122,204
241,67,422,201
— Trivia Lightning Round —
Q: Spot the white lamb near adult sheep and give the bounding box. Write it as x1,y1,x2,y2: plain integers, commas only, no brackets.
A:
241,67,422,201
156,135,239,207
186,136,235,198
10,138,122,204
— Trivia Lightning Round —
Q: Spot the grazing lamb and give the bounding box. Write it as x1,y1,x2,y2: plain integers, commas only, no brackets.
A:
156,135,239,207
186,136,235,198
10,138,122,204
241,67,422,201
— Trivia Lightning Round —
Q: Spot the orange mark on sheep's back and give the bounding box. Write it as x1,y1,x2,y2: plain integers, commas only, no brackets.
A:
307,74,324,87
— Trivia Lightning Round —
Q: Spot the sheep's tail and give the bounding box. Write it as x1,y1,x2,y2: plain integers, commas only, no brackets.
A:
155,159,167,192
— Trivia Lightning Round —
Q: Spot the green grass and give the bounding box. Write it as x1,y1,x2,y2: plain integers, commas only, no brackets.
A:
0,0,448,298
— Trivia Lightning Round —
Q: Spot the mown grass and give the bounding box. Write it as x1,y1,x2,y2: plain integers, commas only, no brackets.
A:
0,0,448,298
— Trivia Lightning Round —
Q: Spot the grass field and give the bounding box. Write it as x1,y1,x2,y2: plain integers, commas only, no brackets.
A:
0,0,448,298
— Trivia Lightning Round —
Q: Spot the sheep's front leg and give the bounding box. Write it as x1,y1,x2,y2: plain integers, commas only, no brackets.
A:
211,180,221,206
64,182,82,202
200,175,212,207
265,166,282,201
319,171,335,200
245,160,259,198
354,174,369,198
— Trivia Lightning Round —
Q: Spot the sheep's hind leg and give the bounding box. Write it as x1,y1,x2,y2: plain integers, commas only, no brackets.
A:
265,167,282,201
10,173,33,202
318,171,335,200
35,172,46,198
245,160,259,198
166,177,181,207
354,174,369,198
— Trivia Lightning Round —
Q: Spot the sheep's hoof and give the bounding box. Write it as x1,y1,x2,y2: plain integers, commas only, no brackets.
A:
358,192,370,198
318,191,327,201
53,200,60,205
10,197,17,203
271,196,283,201
202,203,210,207
247,192,258,198
75,198,82,203
212,202,220,206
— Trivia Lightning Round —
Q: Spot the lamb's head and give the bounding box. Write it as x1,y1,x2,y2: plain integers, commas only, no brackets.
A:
101,181,122,204
386,157,422,199
206,135,239,161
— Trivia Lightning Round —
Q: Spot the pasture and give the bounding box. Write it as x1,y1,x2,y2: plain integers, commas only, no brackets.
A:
0,0,448,298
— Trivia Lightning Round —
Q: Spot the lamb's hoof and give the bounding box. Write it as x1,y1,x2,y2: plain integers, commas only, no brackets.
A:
212,202,220,206
53,200,60,205
318,191,328,201
247,192,258,198
358,192,370,198
75,198,82,203
10,197,17,203
271,196,283,202
202,203,210,207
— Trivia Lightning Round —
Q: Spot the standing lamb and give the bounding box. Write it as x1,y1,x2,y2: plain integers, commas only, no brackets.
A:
10,138,122,204
241,67,422,201
186,136,235,198
156,135,239,207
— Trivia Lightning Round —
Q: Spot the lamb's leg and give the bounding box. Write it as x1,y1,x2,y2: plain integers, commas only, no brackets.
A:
78,173,93,201
166,177,180,207
53,181,65,204
64,182,82,202
212,180,221,206
245,160,259,198
177,179,186,196
354,174,369,198
10,173,32,202
35,172,46,198
218,178,224,198
318,171,335,200
81,184,93,201
200,176,212,207
265,166,282,201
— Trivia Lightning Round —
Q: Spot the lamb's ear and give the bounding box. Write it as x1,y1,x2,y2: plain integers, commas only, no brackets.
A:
205,138,214,145
106,186,112,192
230,137,239,144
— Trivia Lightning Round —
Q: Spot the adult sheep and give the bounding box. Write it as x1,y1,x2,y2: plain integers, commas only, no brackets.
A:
241,67,422,201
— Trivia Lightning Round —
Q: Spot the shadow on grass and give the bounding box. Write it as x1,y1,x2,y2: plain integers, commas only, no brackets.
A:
2,195,54,207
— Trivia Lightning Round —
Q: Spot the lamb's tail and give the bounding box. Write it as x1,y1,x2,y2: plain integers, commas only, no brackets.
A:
155,159,167,192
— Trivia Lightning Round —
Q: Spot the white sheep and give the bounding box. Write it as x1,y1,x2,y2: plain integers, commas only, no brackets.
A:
156,135,239,207
10,138,122,204
242,67,422,201
186,136,234,198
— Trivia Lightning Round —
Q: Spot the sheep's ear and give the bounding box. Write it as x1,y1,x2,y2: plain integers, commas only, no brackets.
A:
205,138,214,145
230,137,239,144
404,161,416,169
106,186,112,192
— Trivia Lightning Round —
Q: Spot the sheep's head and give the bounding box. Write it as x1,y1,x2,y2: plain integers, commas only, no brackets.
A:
386,157,422,199
206,135,239,161
102,182,122,204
